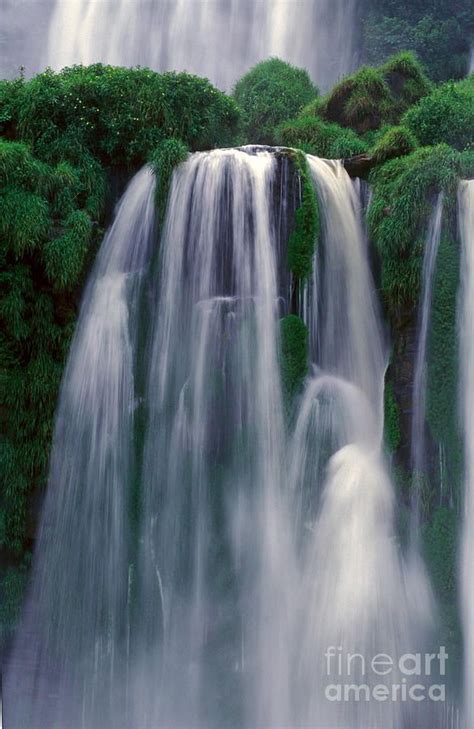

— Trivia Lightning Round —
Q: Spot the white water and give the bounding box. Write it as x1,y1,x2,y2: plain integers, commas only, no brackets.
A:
459,179,474,729
4,167,156,729
5,152,447,728
411,195,444,518
44,0,358,90
131,148,290,728
290,157,435,728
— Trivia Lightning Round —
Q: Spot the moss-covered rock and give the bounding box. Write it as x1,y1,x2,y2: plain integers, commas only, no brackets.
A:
316,52,431,135
426,211,462,508
149,137,189,226
370,125,418,164
384,377,402,453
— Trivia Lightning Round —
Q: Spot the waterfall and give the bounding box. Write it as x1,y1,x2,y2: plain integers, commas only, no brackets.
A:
4,167,157,729
290,157,436,729
411,194,444,520
6,150,451,728
132,148,290,728
459,179,474,729
43,0,358,90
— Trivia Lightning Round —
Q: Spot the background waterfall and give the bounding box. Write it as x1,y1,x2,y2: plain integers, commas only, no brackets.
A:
459,179,474,729
1,0,358,90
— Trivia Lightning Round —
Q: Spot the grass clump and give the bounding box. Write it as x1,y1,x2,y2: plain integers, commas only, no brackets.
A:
371,125,418,164
1,65,240,169
287,152,319,280
233,58,318,145
276,116,367,158
149,138,189,225
315,52,431,135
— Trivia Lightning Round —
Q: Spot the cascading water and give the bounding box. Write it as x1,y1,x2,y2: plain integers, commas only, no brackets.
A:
131,148,291,728
6,149,449,729
5,147,296,729
43,0,358,90
458,179,474,729
411,194,444,497
290,157,436,728
4,166,157,729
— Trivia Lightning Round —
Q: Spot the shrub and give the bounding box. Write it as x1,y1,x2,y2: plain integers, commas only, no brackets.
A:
233,58,318,145
403,76,474,151
0,140,99,552
1,65,240,168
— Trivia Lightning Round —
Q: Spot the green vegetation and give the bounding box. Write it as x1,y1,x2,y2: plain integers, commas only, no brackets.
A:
368,144,461,318
150,138,189,225
274,52,430,160
384,378,401,452
423,508,462,680
1,65,239,167
287,152,319,280
232,58,317,145
316,53,431,134
276,116,368,158
280,315,308,405
370,125,418,164
362,0,474,81
403,75,474,151
426,214,462,507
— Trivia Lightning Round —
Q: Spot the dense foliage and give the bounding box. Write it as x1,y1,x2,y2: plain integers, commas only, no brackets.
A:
274,52,430,159
362,0,474,81
403,75,474,152
232,58,318,145
1,65,239,166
